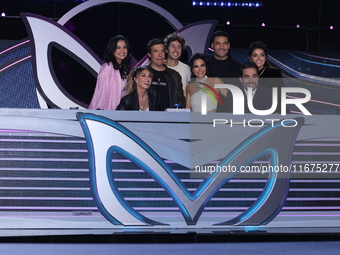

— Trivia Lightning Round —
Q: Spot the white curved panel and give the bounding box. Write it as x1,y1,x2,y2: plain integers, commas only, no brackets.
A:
58,0,183,29
23,14,101,109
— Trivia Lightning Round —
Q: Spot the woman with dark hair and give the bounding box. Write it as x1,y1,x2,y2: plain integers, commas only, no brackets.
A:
116,66,161,111
248,41,284,112
186,53,228,112
248,41,282,81
89,35,132,110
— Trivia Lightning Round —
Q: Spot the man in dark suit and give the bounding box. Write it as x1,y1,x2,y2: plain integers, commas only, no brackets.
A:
218,62,277,113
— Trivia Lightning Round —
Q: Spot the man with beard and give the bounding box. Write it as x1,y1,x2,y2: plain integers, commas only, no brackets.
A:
219,61,276,113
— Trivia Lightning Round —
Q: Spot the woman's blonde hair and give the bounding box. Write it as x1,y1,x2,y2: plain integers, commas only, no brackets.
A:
124,66,153,94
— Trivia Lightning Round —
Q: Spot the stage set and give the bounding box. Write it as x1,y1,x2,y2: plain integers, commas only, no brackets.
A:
1,0,340,244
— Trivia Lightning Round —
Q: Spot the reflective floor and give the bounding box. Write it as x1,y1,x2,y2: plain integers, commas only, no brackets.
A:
1,242,340,255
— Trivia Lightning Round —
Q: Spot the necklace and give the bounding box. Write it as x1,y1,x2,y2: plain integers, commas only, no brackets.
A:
139,93,148,110
258,66,266,77
196,75,208,87
138,93,148,102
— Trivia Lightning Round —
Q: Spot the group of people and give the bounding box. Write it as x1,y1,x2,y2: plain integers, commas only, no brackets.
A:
89,30,284,113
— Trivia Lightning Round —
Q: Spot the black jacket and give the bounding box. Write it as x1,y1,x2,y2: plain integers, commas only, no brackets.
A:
150,65,186,109
165,66,186,108
116,87,161,111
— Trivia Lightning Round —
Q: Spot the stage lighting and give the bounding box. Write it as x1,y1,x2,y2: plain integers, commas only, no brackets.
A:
330,26,334,30
1,12,5,17
192,1,263,8
296,24,300,28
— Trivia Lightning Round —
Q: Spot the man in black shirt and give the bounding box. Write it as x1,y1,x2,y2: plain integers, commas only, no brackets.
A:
208,30,241,78
146,38,186,111
208,31,241,111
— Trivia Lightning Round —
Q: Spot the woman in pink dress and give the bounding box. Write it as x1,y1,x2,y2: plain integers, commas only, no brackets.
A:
89,35,132,110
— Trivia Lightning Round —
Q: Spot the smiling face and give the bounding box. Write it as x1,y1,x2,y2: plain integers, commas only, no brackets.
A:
192,58,207,78
135,69,153,90
249,48,267,71
114,40,128,64
239,67,259,91
166,40,182,61
211,36,230,60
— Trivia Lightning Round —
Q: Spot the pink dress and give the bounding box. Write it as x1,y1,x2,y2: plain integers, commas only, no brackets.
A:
88,62,127,110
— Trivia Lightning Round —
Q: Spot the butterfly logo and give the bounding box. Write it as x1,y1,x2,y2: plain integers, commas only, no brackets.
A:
77,112,304,226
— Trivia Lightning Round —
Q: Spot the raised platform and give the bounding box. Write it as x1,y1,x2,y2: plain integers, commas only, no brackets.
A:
0,109,339,238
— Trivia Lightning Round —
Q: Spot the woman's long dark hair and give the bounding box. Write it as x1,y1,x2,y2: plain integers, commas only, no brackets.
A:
103,35,132,79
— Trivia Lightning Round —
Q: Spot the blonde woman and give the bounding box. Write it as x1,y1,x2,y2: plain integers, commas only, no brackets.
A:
116,66,161,111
